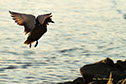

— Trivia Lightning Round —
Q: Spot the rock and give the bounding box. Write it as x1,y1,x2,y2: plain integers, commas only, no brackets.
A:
57,81,72,84
117,79,126,84
107,72,113,84
80,57,116,83
120,79,126,84
57,77,84,84
115,60,126,71
73,77,85,84
57,58,126,84
111,71,126,81
88,81,106,84
124,60,126,63
98,57,115,67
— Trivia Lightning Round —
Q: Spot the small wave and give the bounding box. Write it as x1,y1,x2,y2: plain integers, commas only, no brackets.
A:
123,14,126,19
42,82,55,84
97,45,106,49
21,62,33,69
0,69,5,71
4,65,18,69
5,37,13,40
59,48,82,53
22,50,35,56
1,65,18,70
0,50,19,55
25,76,35,79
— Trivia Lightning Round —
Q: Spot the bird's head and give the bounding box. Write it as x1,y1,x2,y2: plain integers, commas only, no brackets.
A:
45,17,54,25
37,13,54,25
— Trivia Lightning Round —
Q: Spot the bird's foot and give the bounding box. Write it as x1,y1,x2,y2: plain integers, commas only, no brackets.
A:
34,41,38,47
29,44,32,48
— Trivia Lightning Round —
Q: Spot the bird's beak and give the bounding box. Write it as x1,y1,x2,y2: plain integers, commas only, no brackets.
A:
50,20,55,23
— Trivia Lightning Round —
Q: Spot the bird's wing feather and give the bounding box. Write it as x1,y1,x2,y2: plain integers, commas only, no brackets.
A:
37,13,52,25
9,11,36,34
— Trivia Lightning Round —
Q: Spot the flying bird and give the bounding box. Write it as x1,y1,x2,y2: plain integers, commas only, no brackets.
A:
9,11,54,48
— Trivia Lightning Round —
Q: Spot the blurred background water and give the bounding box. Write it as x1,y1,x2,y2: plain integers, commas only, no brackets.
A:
0,0,126,83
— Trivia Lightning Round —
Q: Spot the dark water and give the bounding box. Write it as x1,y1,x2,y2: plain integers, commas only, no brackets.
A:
0,0,126,83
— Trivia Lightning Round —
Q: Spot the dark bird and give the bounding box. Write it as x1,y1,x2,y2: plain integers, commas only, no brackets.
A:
9,11,54,48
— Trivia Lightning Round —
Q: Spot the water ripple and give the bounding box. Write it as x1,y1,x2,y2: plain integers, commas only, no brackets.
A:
59,48,82,53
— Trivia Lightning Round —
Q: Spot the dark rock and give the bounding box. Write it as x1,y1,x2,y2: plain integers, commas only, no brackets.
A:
73,77,85,84
57,58,126,84
88,81,106,84
98,57,115,67
57,77,85,84
80,57,116,83
117,79,124,84
117,79,126,84
115,60,126,71
111,71,126,81
107,72,113,84
121,79,126,84
124,60,126,63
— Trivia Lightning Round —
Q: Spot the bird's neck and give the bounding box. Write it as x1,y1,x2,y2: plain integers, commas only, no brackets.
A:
36,18,48,27
36,18,40,24
42,23,47,28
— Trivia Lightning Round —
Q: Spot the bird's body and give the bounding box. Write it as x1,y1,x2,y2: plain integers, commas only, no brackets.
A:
24,23,47,45
9,11,54,48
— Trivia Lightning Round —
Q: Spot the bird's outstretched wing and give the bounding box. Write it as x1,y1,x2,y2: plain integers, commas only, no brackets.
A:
37,13,52,25
9,11,36,34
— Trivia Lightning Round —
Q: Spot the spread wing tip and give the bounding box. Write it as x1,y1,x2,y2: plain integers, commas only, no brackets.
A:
9,11,16,17
9,10,11,13
9,10,13,14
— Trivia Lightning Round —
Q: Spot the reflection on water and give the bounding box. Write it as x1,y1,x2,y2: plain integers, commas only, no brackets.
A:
0,0,126,83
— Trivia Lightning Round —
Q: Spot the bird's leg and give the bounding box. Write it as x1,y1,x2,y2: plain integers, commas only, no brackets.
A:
29,43,32,48
34,41,38,47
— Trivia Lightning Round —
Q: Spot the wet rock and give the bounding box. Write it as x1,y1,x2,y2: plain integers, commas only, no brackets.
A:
80,57,116,83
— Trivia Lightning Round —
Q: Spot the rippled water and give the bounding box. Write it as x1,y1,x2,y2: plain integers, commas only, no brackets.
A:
0,0,126,83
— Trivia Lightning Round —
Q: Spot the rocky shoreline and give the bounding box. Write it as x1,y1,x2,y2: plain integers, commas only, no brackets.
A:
57,57,126,84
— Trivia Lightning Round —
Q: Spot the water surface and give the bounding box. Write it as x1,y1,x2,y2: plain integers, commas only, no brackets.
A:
0,0,126,83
